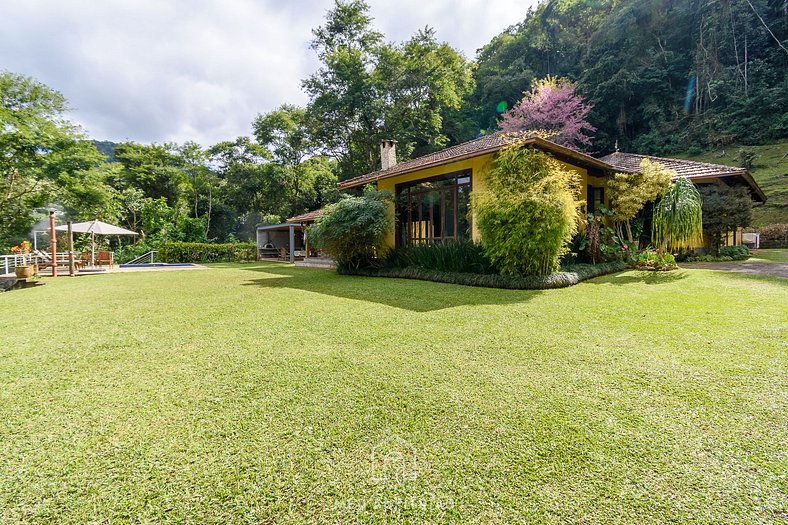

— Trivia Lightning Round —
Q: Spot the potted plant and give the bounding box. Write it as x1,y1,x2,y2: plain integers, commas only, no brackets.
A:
11,241,36,278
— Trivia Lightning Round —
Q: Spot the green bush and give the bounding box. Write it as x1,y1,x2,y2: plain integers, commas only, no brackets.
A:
719,245,749,260
340,261,626,290
684,245,749,262
759,224,788,248
307,187,393,270
634,249,678,271
472,145,580,276
158,242,256,263
384,240,496,274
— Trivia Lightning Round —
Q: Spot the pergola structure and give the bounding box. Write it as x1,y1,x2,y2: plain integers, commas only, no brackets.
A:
255,223,305,263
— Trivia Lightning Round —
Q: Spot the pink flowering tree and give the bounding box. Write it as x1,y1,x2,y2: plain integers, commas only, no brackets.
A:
498,76,596,150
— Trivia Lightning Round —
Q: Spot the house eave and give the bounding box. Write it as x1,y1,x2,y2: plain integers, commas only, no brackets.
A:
338,137,615,190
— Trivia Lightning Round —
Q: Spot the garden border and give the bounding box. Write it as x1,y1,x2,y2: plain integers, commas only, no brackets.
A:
339,261,627,290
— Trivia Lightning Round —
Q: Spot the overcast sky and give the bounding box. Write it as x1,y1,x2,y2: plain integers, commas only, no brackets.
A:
1,0,537,145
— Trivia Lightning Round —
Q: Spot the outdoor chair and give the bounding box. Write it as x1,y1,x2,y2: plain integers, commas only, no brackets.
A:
96,251,114,268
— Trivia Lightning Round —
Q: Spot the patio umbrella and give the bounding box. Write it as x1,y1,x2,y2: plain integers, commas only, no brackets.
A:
55,220,138,266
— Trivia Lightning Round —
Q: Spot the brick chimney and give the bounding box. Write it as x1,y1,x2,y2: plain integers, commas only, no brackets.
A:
380,139,397,170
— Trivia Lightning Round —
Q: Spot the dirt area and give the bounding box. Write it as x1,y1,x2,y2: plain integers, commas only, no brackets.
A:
679,261,788,279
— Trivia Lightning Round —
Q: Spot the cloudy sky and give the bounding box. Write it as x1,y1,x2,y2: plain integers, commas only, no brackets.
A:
2,0,536,145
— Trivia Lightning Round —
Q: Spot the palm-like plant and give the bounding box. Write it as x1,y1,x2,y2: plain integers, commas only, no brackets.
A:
652,177,703,250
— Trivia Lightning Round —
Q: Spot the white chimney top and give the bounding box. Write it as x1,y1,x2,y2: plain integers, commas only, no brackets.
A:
380,139,397,170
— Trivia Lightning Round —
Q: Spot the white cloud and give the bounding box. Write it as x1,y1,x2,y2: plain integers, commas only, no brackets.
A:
0,0,536,145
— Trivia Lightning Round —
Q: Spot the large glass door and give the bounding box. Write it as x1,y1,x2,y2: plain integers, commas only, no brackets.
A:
396,170,471,246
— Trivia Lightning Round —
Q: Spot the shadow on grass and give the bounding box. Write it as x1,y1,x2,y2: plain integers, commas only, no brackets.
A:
233,262,542,312
587,269,690,286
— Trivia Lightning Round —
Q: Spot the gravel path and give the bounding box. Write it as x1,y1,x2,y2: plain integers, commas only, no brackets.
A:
679,261,788,279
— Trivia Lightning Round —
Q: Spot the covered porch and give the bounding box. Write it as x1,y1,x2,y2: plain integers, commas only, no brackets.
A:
256,223,308,263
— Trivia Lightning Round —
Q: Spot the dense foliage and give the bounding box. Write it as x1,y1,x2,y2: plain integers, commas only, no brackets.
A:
498,77,595,149
699,184,753,255
473,146,580,276
0,71,108,246
5,0,786,256
158,242,256,263
758,223,788,248
341,261,626,289
634,248,678,271
607,159,674,242
307,187,393,269
467,0,788,154
384,240,495,274
683,244,750,262
652,177,704,250
303,1,474,179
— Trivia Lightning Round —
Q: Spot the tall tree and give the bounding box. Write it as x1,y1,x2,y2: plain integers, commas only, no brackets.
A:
0,71,107,246
699,184,753,254
302,0,383,178
303,0,473,179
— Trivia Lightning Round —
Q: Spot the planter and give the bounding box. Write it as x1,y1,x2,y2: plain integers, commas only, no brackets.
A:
15,265,35,279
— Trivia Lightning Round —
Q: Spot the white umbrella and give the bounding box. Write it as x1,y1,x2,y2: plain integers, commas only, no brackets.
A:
55,220,138,266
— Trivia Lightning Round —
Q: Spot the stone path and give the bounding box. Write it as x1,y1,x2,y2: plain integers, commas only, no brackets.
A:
679,261,788,279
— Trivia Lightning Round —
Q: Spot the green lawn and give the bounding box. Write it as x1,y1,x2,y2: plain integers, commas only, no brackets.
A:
1,264,786,524
678,141,788,227
751,249,788,264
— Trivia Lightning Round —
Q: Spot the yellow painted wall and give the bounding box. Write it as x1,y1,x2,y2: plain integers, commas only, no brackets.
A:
375,153,599,248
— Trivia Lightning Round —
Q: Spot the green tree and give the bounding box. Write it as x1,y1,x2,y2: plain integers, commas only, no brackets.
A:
252,105,338,218
376,28,474,158
607,159,673,242
0,71,107,246
699,184,753,255
652,177,704,250
307,186,393,269
303,1,473,179
113,142,189,207
472,146,580,276
468,0,788,153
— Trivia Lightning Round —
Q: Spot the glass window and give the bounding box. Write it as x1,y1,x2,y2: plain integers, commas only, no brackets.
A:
587,185,605,214
395,170,472,246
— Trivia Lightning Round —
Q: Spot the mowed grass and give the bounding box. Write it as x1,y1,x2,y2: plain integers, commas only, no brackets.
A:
752,249,788,264
1,263,786,524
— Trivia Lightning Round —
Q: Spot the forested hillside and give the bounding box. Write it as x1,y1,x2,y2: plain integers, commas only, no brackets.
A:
466,0,788,155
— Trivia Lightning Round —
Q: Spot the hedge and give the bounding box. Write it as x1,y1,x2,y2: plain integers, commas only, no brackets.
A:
339,261,627,290
158,242,256,263
758,224,788,248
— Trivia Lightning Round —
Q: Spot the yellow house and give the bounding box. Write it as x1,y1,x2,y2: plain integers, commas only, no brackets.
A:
336,134,614,249
289,133,766,252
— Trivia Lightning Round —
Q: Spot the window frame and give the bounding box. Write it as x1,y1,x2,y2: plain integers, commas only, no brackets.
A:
395,169,472,247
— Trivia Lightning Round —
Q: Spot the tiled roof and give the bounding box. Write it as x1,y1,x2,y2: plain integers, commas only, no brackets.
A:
287,208,325,223
600,152,745,178
600,152,766,202
338,132,612,190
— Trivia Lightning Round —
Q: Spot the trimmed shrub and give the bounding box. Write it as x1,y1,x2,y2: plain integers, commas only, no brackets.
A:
719,245,750,259
384,240,496,274
307,187,393,270
340,261,626,290
159,242,256,263
472,145,580,276
759,224,788,248
684,245,749,262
